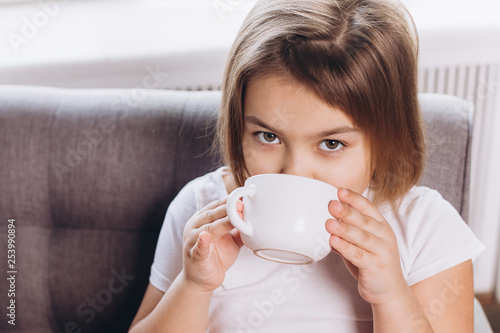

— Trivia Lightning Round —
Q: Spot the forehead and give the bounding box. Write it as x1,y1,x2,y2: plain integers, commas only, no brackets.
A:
243,74,357,133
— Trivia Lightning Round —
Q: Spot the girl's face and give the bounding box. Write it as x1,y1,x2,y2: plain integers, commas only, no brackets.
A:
242,75,372,194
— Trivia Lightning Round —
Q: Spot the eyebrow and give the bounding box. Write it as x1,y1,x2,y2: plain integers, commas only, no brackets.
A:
244,115,362,138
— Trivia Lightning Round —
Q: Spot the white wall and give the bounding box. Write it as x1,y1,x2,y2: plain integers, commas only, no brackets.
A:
0,0,256,89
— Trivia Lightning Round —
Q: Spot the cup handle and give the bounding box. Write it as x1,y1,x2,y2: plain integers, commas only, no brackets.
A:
226,186,256,236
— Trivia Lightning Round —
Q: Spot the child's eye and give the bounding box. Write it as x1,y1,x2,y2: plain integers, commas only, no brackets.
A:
319,140,344,152
256,132,281,144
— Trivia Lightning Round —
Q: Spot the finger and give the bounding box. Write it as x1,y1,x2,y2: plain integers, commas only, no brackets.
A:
326,218,382,255
191,202,228,228
236,199,244,219
236,199,243,212
328,200,379,235
230,228,244,248
329,234,375,269
198,216,235,241
197,197,228,214
337,188,385,222
329,244,342,257
341,257,360,280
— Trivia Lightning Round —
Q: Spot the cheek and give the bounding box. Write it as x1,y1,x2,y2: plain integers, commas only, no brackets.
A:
241,135,257,162
344,161,372,193
341,144,372,192
336,170,370,193
319,155,371,193
241,134,283,176
320,174,361,193
241,134,257,167
241,134,266,175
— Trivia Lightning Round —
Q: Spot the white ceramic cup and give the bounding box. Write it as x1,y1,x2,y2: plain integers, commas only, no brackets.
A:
226,174,338,264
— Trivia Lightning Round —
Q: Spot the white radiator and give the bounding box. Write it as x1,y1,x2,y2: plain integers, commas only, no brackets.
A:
419,64,499,114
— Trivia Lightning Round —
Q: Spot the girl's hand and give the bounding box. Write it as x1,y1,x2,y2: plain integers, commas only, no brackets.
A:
182,198,243,293
326,188,407,306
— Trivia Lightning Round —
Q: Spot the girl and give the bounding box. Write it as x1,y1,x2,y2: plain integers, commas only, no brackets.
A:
129,0,485,331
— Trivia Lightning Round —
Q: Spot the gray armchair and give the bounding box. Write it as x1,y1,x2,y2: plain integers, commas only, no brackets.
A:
0,86,491,332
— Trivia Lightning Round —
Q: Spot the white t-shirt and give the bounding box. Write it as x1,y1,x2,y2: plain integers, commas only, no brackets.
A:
150,166,485,333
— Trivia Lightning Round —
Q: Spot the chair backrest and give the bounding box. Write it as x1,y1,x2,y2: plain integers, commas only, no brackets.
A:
418,93,473,223
0,86,472,332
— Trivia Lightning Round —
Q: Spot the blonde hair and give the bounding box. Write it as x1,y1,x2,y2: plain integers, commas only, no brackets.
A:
215,0,425,205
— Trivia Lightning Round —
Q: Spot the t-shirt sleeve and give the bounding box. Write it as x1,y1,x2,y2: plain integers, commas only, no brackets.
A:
149,183,199,292
399,188,485,286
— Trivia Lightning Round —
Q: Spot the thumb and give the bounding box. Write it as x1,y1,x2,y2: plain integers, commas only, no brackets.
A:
191,231,211,261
